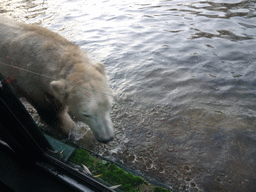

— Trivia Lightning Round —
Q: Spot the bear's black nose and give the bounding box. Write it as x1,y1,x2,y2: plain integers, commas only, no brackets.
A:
98,136,114,144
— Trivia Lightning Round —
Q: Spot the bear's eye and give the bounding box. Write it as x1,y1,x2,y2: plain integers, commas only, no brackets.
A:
82,113,91,118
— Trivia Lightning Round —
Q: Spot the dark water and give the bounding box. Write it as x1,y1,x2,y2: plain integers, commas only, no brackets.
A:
1,0,256,191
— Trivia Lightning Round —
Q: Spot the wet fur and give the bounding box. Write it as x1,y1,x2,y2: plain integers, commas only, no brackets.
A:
0,16,114,142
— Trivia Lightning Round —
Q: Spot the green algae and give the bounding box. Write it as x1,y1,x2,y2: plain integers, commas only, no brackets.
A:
69,148,171,192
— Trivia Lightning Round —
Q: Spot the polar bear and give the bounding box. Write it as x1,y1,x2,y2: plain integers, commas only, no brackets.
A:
0,16,114,143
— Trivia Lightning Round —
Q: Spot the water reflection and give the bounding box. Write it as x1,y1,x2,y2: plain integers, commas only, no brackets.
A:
190,29,253,41
0,0,47,21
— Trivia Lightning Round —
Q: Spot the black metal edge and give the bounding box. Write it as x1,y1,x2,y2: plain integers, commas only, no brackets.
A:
0,140,84,192
42,152,115,192
0,73,55,152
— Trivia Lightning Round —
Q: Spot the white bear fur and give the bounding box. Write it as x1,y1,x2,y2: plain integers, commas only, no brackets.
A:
0,16,114,143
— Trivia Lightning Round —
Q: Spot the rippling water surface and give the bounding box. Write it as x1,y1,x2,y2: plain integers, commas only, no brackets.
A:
1,0,256,191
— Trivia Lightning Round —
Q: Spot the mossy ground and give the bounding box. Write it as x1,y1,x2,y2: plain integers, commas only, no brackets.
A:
69,148,171,192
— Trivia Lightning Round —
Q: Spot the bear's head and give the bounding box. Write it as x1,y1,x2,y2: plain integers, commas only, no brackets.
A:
50,62,115,143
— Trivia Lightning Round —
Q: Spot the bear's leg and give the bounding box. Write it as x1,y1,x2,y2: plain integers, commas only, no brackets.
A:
31,93,76,137
11,82,76,137
10,81,76,137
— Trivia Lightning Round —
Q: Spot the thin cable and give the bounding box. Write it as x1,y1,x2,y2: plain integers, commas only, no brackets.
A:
0,61,55,80
0,61,114,97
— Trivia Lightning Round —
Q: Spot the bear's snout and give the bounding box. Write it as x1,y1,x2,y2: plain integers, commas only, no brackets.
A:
83,112,115,144
94,122,115,144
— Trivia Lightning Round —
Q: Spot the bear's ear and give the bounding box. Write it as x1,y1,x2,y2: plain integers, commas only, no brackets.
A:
94,62,106,75
50,79,70,103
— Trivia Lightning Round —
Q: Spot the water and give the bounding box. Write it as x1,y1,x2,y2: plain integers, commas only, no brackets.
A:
1,0,256,191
